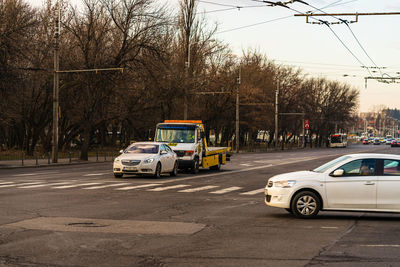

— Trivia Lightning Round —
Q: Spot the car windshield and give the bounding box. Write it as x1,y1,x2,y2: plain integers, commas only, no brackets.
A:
313,155,351,173
125,144,159,154
156,125,196,143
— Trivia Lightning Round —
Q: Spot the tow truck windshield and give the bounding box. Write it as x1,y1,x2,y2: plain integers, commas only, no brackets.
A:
156,125,196,143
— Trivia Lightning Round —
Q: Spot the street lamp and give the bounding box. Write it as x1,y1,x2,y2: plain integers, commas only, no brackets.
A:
184,39,215,120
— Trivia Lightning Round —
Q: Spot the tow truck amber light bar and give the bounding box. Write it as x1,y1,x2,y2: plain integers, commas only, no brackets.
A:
164,120,202,124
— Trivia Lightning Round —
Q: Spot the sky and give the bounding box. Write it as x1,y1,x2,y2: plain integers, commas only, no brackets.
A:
28,0,400,112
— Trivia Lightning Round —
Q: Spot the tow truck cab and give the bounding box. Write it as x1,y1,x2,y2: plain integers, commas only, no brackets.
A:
154,120,228,172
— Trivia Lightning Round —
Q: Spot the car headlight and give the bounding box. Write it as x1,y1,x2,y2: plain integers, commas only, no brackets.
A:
144,158,155,164
274,180,296,188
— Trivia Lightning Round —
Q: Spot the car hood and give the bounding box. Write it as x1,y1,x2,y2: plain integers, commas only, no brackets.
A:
116,153,157,161
270,170,322,181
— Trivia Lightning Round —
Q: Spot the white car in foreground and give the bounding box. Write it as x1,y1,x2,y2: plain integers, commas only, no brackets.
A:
113,142,178,178
265,153,400,218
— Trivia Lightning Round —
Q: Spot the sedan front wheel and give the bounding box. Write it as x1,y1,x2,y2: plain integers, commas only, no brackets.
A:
291,191,321,218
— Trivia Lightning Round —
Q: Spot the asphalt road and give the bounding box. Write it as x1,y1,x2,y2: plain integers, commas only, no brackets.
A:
1,144,400,267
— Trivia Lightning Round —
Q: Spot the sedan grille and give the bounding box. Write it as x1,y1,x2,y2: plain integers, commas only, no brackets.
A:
267,180,273,188
121,160,141,166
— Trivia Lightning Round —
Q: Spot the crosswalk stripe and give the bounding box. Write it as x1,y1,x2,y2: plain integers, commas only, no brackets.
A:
0,184,17,188
0,182,14,185
240,188,265,195
83,183,130,190
18,182,73,189
178,185,218,193
83,173,109,177
53,182,101,189
15,182,44,186
115,183,160,191
210,186,242,194
148,184,189,192
0,182,43,188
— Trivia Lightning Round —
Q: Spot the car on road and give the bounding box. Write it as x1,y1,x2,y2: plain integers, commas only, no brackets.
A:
391,139,400,147
362,139,369,145
113,142,178,178
373,138,381,145
265,153,400,218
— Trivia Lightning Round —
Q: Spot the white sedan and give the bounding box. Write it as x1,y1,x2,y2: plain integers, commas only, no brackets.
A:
113,142,178,178
265,153,400,218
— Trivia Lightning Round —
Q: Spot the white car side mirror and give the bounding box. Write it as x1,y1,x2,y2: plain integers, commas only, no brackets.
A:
160,151,168,155
119,150,124,154
332,169,344,177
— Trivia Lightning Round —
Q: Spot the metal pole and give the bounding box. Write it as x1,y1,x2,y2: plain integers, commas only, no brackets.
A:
235,66,240,153
52,7,60,163
184,40,190,120
275,82,279,149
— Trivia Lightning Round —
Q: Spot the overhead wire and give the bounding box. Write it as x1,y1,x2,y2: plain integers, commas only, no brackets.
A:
250,0,373,77
295,0,384,77
213,0,357,34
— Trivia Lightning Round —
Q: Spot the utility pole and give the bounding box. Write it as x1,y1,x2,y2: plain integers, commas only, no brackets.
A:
184,43,190,120
51,7,123,163
52,7,60,163
275,81,279,149
235,66,241,153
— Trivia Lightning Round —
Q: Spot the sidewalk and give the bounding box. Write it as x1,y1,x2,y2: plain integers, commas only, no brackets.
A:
0,156,113,169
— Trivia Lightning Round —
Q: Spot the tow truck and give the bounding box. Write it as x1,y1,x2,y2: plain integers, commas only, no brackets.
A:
154,120,230,173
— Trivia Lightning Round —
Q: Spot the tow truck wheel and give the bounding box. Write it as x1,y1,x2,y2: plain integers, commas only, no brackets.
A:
210,161,221,171
191,158,199,174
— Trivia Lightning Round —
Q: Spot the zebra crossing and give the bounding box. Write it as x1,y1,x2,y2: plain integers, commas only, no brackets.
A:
0,179,265,196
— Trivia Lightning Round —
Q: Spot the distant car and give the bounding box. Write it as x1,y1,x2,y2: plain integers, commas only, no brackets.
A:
265,153,400,218
386,138,394,145
362,139,369,145
373,138,381,145
391,139,400,147
113,142,178,178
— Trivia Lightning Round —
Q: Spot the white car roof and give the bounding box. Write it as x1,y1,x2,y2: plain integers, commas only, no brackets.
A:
129,142,164,146
345,153,400,160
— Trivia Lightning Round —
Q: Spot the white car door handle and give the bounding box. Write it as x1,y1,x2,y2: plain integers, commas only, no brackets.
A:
364,181,375,185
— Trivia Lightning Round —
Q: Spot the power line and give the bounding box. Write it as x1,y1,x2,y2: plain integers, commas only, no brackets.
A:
251,0,373,76
293,1,384,76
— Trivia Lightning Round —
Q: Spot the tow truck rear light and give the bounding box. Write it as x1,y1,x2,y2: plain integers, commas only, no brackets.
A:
184,151,194,156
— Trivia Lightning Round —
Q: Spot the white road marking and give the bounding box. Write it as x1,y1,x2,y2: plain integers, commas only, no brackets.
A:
53,182,101,189
0,184,17,188
83,173,109,177
12,171,60,177
15,182,44,186
321,226,339,229
115,183,160,191
18,182,73,189
361,245,400,247
240,163,254,167
210,186,242,194
83,183,130,190
148,184,190,192
240,188,265,195
0,182,14,185
0,182,43,188
178,185,219,193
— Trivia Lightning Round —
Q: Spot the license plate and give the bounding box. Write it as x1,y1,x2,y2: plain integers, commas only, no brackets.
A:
124,167,137,171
